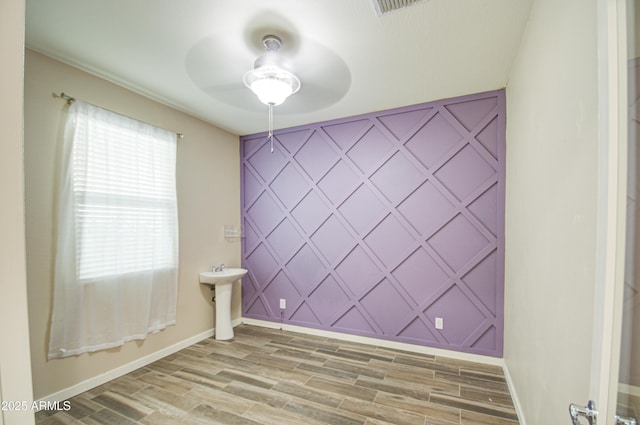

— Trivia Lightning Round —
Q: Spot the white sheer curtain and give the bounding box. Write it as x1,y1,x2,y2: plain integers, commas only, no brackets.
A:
48,100,179,359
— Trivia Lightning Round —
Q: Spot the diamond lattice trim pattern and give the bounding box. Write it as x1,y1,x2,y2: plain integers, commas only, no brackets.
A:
241,90,505,357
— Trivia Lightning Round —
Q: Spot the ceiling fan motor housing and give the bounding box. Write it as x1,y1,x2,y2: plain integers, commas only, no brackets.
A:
253,35,285,69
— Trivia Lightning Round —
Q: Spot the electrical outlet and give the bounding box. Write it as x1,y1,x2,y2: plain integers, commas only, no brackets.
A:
435,317,444,330
279,299,286,309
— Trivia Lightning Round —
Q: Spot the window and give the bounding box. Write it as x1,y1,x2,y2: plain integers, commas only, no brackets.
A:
49,100,179,359
72,109,178,280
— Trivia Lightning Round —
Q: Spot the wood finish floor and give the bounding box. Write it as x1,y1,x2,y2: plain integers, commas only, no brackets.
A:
618,391,640,424
36,325,520,425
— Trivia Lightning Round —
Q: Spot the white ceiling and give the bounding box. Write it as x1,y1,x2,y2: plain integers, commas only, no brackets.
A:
25,0,533,136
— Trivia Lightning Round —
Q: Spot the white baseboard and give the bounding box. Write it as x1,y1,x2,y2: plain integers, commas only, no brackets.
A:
37,328,215,407
502,362,526,425
619,383,640,397
240,317,503,366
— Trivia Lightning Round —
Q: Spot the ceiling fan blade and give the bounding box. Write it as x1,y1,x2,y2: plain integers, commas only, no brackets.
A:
185,26,352,114
279,80,350,113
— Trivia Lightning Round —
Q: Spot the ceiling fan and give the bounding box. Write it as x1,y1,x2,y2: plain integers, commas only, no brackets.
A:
184,25,351,119
243,34,301,152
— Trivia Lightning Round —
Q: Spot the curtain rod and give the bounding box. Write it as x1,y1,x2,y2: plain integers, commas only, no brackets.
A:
53,92,184,139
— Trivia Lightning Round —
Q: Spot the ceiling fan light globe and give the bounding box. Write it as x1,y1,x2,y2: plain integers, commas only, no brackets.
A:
250,78,292,106
243,65,301,106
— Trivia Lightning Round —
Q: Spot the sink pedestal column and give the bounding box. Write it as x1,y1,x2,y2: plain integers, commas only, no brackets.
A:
199,268,247,341
214,282,234,340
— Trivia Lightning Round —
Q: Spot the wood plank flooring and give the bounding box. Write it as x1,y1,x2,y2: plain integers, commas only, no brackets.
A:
617,391,640,423
35,325,520,425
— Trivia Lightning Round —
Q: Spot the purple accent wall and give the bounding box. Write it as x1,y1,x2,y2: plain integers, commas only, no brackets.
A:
240,90,506,357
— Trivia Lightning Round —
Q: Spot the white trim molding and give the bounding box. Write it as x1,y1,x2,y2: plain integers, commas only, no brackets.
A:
619,383,640,398
502,362,526,425
240,317,503,366
36,328,216,408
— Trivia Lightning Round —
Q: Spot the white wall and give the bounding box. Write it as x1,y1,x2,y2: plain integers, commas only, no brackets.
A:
504,0,599,424
0,0,36,424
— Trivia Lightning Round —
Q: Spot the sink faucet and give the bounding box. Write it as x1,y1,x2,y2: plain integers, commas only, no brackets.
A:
213,264,225,272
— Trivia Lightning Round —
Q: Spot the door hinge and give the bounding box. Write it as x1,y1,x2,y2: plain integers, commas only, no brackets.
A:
570,400,598,425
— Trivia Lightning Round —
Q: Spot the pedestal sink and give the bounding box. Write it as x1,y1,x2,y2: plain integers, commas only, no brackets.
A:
199,268,247,340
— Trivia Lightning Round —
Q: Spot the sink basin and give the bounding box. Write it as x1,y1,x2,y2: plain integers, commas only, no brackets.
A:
199,268,247,340
199,268,247,285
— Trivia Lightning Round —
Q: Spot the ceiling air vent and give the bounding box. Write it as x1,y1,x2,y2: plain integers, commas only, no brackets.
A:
373,0,425,15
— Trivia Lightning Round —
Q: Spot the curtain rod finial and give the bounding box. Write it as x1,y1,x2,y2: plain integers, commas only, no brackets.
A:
54,92,75,104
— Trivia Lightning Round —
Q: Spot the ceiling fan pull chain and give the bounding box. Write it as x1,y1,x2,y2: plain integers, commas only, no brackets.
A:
268,103,274,153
